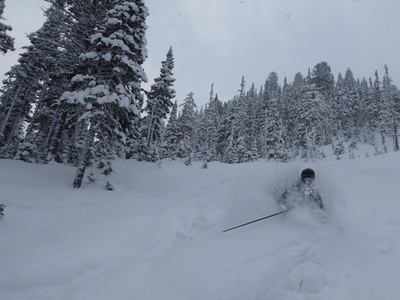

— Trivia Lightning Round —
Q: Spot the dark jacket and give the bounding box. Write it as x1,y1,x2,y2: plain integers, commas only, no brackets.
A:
279,179,324,211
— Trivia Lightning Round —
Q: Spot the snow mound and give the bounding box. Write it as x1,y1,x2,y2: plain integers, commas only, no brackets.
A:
1,153,400,299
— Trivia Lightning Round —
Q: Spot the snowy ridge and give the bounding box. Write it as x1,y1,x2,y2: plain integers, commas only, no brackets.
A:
1,149,400,299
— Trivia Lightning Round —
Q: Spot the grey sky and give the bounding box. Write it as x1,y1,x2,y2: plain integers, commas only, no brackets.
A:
2,0,399,108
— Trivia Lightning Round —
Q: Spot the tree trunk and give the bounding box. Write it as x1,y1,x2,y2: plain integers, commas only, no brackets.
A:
0,86,21,146
48,112,68,163
73,123,95,189
72,164,87,189
381,130,387,153
393,119,399,152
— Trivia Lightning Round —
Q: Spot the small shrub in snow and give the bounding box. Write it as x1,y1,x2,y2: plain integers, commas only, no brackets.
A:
349,141,358,150
333,142,345,158
103,165,113,175
87,172,97,183
105,180,114,191
14,142,38,163
0,204,5,216
97,160,105,169
157,160,163,168
349,150,355,159
374,146,383,156
184,157,192,166
98,160,113,175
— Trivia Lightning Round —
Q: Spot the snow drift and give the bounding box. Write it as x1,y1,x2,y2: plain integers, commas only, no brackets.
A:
1,148,400,299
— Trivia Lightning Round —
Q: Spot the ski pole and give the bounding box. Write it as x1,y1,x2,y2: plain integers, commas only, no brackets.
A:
222,210,286,233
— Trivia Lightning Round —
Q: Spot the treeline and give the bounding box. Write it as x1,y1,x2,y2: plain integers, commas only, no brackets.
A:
185,63,400,164
0,1,399,188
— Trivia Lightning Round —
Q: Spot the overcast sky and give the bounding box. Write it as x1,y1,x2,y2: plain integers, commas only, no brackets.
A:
1,0,400,108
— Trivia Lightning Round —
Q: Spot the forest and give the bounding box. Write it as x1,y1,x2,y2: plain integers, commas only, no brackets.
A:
0,0,399,188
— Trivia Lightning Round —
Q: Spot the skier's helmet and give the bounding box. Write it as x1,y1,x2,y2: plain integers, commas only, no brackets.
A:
301,168,315,183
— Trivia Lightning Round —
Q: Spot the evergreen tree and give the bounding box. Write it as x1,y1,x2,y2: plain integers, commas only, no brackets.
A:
371,71,388,152
285,73,304,157
357,78,372,143
343,68,361,140
163,100,179,159
311,62,334,144
363,77,379,145
296,84,329,160
222,134,236,164
178,92,197,164
143,47,175,159
382,65,400,151
262,72,286,160
217,101,233,160
0,66,35,158
197,84,220,162
244,83,259,160
253,85,265,157
0,3,69,162
57,0,148,188
333,68,360,142
225,77,248,163
311,61,335,98
0,0,14,54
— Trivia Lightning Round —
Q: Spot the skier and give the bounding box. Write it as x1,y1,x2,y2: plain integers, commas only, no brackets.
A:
222,168,324,233
278,168,324,211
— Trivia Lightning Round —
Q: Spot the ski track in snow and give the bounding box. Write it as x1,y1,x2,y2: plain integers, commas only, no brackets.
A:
1,150,400,299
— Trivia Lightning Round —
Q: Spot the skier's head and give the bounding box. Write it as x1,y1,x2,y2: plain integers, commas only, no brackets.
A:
301,168,315,184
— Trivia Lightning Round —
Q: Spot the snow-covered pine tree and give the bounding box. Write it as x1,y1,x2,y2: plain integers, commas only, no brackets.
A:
143,47,175,160
196,84,220,162
311,61,335,99
332,68,360,142
30,2,77,164
0,0,14,54
310,61,335,145
351,78,362,140
343,68,361,141
332,72,344,139
372,71,388,153
222,134,236,164
247,86,264,158
57,0,148,188
280,77,290,130
217,101,233,160
296,84,329,161
0,68,33,158
0,15,59,159
237,77,250,162
262,72,286,161
163,100,179,159
1,3,69,163
196,100,209,161
333,140,345,159
381,65,400,152
283,72,304,157
363,77,379,145
357,78,372,144
178,92,197,164
244,83,259,161
222,98,241,163
224,77,248,163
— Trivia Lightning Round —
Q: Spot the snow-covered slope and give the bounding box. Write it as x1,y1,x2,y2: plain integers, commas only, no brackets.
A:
1,149,400,299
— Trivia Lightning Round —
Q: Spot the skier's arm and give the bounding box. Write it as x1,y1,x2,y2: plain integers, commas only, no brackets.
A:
278,189,292,211
314,193,324,210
